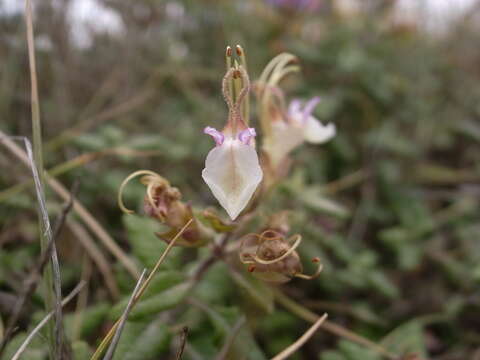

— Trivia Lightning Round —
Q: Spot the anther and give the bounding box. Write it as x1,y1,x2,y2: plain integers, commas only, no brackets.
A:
312,257,320,263
235,45,243,56
248,265,256,273
226,46,232,57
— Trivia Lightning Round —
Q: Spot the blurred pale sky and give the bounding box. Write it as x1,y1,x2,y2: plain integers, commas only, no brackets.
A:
1,0,477,47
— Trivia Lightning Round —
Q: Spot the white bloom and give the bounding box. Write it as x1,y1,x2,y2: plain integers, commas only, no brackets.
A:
264,96,336,168
202,126,263,220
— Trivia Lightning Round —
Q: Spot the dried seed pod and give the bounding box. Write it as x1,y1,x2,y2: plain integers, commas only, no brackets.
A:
239,230,322,283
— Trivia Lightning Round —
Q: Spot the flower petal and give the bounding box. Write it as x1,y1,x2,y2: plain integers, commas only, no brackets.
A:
202,140,263,220
264,121,304,168
288,99,302,116
237,127,256,145
204,126,224,146
302,96,321,121
303,116,336,144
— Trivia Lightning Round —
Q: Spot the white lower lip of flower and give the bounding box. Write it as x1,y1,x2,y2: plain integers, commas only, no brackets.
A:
202,139,263,220
303,116,336,143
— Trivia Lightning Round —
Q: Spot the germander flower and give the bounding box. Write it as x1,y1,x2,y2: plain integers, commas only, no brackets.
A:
202,66,263,221
264,96,336,168
256,53,336,175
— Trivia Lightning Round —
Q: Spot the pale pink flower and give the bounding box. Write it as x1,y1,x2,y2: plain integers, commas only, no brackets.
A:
264,96,336,168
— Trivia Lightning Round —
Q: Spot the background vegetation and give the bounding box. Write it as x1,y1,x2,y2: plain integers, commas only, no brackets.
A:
1,1,480,359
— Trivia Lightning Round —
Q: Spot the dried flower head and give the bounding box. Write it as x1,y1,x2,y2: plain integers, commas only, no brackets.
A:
239,230,322,283
118,170,211,247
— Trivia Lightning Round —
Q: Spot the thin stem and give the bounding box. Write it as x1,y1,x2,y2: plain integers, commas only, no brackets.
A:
214,316,246,360
270,313,328,360
90,219,193,360
273,289,397,359
25,1,60,357
175,327,189,360
102,269,147,360
11,282,85,360
0,147,161,204
0,132,140,279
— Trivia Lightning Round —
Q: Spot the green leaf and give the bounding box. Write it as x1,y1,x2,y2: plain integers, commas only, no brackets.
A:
320,351,346,360
72,340,93,360
199,305,267,360
320,340,381,360
123,214,181,269
3,332,47,360
298,187,350,219
229,269,274,314
112,320,171,360
111,283,190,320
381,320,427,357
194,261,234,304
64,302,110,339
110,270,185,318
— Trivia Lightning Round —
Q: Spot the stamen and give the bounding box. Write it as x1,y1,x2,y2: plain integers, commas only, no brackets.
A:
235,45,249,124
235,45,242,56
233,66,250,112
118,170,164,214
222,67,236,104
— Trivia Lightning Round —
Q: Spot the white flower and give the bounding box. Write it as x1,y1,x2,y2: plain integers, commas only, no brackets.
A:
202,125,263,220
264,96,336,168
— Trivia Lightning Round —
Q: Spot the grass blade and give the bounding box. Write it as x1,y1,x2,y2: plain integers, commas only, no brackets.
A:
11,281,85,360
102,269,147,360
90,219,193,360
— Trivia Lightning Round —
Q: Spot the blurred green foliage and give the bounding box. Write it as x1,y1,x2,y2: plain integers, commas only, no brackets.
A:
1,1,480,359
